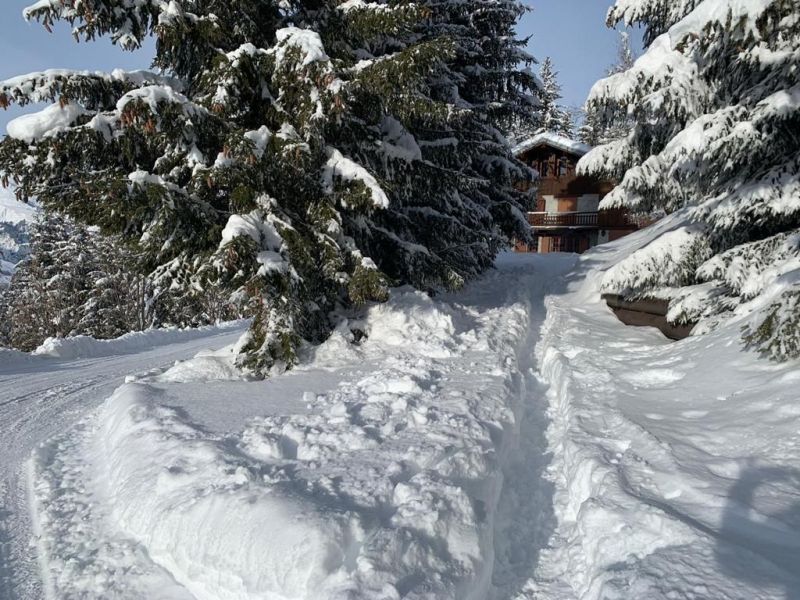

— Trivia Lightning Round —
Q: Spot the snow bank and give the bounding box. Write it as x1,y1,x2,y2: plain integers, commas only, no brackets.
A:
529,228,800,599
32,320,248,360
156,344,244,383
0,346,34,365
99,385,357,599
28,257,572,599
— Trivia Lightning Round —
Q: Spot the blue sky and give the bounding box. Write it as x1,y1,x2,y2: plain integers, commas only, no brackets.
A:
519,1,641,110
0,0,635,131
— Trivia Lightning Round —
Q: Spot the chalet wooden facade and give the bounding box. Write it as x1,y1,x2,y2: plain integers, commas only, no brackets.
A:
513,132,641,254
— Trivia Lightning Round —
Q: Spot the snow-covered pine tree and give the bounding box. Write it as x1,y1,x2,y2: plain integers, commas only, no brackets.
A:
608,30,635,77
0,221,28,288
0,0,536,375
577,106,601,147
77,232,152,339
579,31,635,146
537,57,573,137
580,0,800,360
4,211,215,349
4,214,88,350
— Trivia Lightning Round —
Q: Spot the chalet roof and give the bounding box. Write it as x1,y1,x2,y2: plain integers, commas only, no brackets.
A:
512,131,591,158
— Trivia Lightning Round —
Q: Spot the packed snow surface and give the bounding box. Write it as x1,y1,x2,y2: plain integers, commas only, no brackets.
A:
7,224,800,599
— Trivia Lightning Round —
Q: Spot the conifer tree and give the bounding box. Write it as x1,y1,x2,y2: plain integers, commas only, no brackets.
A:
0,221,28,289
3,211,220,350
0,0,536,375
537,57,573,137
580,0,800,360
577,106,602,147
579,31,635,146
607,31,635,77
4,214,86,350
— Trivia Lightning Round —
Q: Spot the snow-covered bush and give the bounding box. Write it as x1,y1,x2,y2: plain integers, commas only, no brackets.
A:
581,0,800,360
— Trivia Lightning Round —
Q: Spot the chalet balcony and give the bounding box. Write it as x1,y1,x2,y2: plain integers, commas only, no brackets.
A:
527,211,640,230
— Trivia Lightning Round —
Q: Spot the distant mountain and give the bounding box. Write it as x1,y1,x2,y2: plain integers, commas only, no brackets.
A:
0,190,35,288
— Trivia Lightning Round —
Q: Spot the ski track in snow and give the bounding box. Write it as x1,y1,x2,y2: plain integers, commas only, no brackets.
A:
0,325,248,600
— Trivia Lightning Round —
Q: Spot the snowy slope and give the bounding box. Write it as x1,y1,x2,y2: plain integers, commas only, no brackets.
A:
527,218,800,600
0,323,248,600
0,190,36,226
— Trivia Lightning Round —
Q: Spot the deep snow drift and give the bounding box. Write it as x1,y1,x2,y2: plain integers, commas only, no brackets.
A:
16,221,800,599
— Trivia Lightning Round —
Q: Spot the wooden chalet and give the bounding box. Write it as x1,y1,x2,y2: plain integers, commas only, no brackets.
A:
513,132,641,254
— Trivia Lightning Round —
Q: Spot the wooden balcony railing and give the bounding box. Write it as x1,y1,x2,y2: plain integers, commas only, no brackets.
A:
527,211,640,229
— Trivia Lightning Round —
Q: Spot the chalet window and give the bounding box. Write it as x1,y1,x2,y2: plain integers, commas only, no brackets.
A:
539,159,548,177
558,157,570,177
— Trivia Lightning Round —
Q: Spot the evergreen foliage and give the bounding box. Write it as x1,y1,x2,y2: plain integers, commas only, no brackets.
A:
578,31,635,146
536,57,574,138
4,214,90,350
1,212,239,351
0,220,28,289
504,56,572,146
581,0,800,361
576,107,602,148
0,0,537,375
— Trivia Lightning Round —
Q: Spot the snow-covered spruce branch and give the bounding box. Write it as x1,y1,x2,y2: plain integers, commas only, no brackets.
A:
580,0,800,361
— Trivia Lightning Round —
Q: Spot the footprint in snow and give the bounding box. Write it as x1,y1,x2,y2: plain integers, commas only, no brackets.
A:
621,368,685,389
681,410,709,419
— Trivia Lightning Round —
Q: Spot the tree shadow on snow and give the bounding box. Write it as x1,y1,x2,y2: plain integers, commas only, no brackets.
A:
716,465,800,600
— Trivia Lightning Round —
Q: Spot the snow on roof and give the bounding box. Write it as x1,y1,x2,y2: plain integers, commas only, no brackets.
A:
512,131,591,157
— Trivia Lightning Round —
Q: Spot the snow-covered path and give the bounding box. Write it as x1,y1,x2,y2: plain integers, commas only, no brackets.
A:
16,253,577,600
5,243,800,599
0,325,248,600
